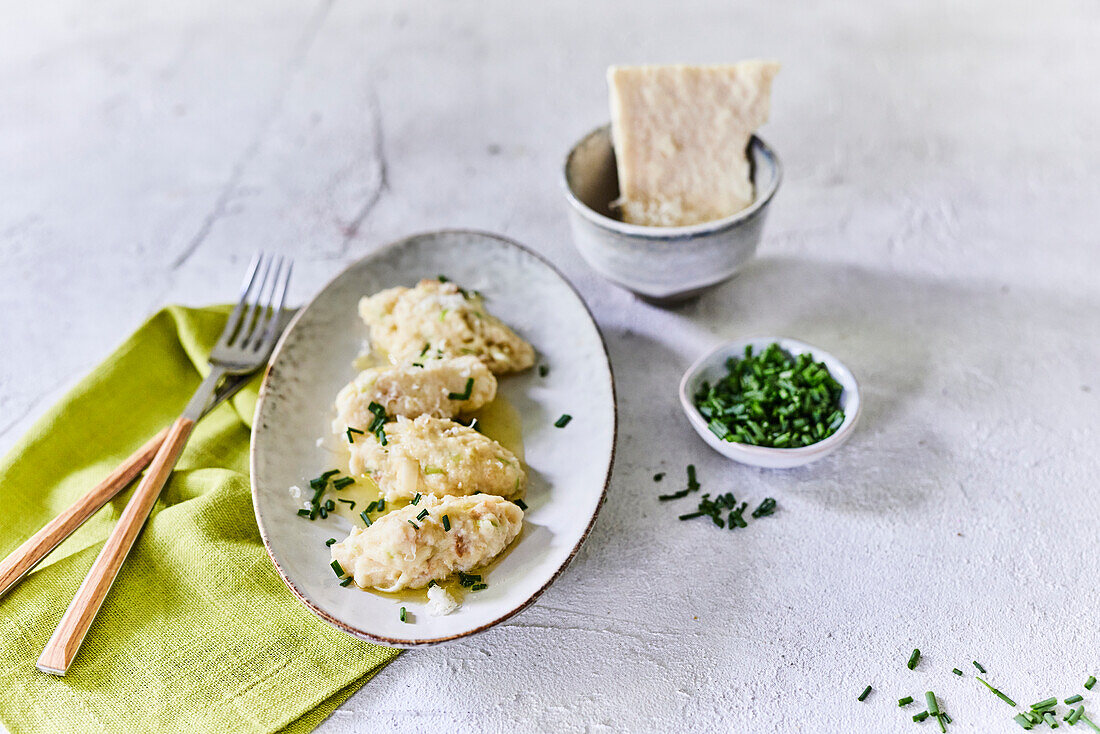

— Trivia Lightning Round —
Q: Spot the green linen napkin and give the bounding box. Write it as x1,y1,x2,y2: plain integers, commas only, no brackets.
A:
0,306,399,734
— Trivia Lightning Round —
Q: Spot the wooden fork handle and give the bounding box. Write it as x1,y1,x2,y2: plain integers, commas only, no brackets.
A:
37,416,195,676
0,426,171,599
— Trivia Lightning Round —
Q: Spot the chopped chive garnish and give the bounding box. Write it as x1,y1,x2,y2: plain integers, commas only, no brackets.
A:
1030,697,1057,711
416,509,429,521
320,469,340,480
448,378,474,401
1014,713,1034,729
899,696,914,707
687,464,699,490
377,498,385,511
908,649,921,670
411,362,424,368
554,414,572,428
976,676,1017,707
325,538,336,547
728,502,748,529
411,493,421,506
442,515,451,531
399,606,407,622
470,583,488,591
309,477,328,490
1068,706,1085,726
858,685,872,701
337,498,355,509
751,497,777,518
408,520,419,530
1066,695,1084,704
297,508,311,518
330,560,344,577
659,489,690,501
952,668,963,676
538,364,549,377
346,426,365,443
514,499,527,510
1087,676,1097,690
973,661,987,674
1081,714,1100,733
419,343,430,357
360,510,372,526
324,499,335,511
427,579,438,588
437,275,449,283
913,712,929,722
653,472,665,482
924,692,939,717
366,500,378,513
332,477,355,490
1042,712,1058,729
339,577,353,587
423,467,446,475
318,507,327,518
457,572,482,587
364,402,390,443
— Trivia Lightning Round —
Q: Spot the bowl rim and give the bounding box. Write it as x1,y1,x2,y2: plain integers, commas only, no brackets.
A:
561,123,782,241
678,336,862,462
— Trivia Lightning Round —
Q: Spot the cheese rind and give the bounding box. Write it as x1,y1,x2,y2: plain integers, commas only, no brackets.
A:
607,61,780,227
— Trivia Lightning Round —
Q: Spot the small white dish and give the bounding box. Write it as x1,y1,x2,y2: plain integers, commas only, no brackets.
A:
678,337,861,469
251,230,616,647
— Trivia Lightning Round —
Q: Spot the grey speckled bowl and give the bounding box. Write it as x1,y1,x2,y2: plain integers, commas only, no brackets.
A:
562,124,781,304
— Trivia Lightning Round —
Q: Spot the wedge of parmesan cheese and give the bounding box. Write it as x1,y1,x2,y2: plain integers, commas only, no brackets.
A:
607,61,780,227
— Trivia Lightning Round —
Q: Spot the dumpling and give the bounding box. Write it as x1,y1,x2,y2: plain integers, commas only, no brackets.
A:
358,279,535,373
334,356,496,427
331,493,524,591
347,415,526,502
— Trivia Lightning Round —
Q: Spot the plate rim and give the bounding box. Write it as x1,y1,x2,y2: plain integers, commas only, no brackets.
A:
250,228,618,647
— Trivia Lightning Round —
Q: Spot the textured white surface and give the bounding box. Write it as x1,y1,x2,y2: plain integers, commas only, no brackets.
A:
2,1,1099,732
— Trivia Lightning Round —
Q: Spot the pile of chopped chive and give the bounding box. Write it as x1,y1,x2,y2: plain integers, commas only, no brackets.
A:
658,465,777,531
297,469,353,520
693,342,845,448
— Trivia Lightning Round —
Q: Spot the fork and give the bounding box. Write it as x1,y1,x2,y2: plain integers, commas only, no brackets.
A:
36,253,292,676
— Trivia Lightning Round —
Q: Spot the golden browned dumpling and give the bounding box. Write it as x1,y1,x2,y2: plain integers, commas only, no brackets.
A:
358,279,535,373
334,356,496,425
331,494,523,591
347,415,526,503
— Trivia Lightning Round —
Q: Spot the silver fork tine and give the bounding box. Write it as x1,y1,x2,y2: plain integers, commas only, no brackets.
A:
235,255,273,347
219,252,264,348
247,256,286,351
256,258,293,352
244,256,281,350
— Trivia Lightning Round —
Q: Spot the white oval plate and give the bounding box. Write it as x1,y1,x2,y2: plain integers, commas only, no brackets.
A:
251,231,616,647
679,337,861,469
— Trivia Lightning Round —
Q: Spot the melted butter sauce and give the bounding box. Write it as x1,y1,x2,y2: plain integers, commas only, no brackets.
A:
469,393,525,461
330,393,526,608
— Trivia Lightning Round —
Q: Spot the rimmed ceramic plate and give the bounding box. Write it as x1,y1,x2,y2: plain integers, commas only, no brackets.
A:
250,230,617,647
